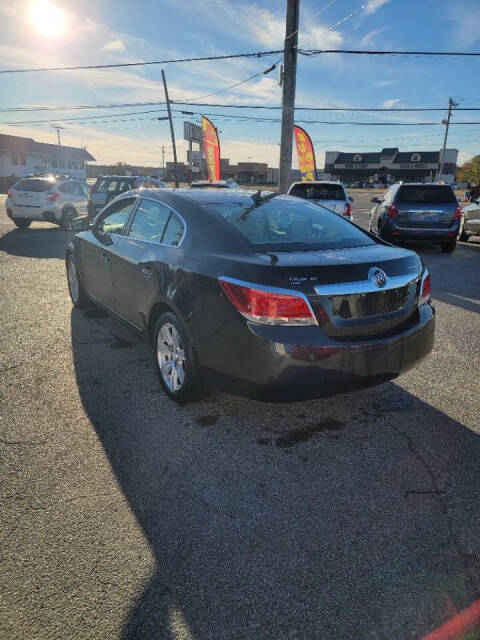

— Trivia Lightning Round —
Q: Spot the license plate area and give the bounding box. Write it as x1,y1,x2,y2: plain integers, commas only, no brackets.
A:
329,286,409,319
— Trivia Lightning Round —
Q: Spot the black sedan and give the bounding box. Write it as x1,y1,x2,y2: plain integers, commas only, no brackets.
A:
66,189,435,402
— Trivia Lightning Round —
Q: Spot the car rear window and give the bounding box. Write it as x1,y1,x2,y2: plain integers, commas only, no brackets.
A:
14,179,55,192
204,196,374,251
290,183,346,201
95,178,133,193
396,185,457,204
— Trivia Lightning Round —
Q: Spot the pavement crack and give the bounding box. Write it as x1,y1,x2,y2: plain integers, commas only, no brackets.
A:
391,423,480,598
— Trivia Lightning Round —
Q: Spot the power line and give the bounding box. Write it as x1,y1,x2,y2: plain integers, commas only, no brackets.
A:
177,62,277,102
299,49,480,57
173,101,480,112
5,101,480,113
0,108,168,126
0,48,479,75
4,100,480,115
0,50,283,74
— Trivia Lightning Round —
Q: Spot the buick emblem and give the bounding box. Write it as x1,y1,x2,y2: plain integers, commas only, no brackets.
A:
369,267,388,289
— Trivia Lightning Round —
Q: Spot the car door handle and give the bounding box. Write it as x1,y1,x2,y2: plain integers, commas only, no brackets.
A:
141,266,155,279
101,253,110,264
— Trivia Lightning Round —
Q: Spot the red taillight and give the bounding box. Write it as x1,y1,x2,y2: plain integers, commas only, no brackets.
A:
343,202,351,217
453,205,461,220
387,204,398,218
46,192,59,202
219,279,316,326
419,272,430,306
7,189,12,198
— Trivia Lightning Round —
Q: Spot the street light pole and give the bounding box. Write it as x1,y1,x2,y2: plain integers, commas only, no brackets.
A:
278,0,300,194
437,97,458,182
161,69,179,187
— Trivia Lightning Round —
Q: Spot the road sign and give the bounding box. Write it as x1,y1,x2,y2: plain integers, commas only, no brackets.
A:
187,150,201,163
184,121,202,144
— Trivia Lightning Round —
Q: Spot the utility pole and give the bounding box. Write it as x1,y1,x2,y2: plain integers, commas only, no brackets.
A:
161,69,179,187
51,125,65,145
437,97,458,182
161,145,165,177
278,0,300,193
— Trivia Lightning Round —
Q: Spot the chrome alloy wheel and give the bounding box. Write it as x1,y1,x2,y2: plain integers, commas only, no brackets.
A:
67,260,79,303
157,323,186,392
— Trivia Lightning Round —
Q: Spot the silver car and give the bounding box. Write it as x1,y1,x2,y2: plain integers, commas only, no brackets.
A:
6,175,89,230
287,181,353,218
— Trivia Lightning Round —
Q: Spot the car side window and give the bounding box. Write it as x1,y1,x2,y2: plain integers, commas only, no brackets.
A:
96,198,136,235
162,213,185,247
128,199,171,243
58,183,71,194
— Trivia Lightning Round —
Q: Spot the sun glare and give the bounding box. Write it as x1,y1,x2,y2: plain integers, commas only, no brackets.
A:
29,1,66,37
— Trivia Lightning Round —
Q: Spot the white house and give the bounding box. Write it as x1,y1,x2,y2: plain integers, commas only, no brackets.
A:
0,133,95,181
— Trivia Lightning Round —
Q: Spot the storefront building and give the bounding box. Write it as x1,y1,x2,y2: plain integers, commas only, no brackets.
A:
324,148,458,185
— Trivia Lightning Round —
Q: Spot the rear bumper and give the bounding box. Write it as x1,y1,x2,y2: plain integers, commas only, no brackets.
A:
201,303,435,400
9,205,61,222
385,219,460,243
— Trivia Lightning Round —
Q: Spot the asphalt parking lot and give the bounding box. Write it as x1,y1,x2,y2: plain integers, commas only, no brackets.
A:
1,191,479,640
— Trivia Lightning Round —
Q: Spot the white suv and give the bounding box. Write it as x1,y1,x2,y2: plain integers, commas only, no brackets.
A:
6,175,89,230
287,181,352,218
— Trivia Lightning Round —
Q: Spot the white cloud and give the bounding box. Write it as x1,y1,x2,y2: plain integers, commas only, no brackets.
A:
447,2,480,46
364,0,390,15
358,28,387,47
102,39,125,52
381,98,400,108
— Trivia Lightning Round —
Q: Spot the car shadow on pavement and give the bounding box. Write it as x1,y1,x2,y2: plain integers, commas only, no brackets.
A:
0,227,69,259
71,307,480,640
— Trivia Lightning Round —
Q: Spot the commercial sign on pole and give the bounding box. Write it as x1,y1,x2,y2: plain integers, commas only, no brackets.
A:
184,121,203,144
201,116,221,182
293,125,317,181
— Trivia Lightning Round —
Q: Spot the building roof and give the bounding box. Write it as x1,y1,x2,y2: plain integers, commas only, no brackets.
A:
0,133,95,161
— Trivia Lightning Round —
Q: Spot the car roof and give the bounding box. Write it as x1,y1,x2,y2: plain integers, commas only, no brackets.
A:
290,181,345,186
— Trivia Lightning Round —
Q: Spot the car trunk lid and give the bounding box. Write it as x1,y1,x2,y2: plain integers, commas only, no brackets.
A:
268,244,423,339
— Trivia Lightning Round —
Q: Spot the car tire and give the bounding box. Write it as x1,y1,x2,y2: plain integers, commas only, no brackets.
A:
60,206,77,231
66,257,89,308
459,223,469,242
153,311,206,404
13,218,31,229
441,240,457,253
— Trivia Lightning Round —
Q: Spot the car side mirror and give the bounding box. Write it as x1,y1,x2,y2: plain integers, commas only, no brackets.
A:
371,197,380,203
70,215,90,232
92,222,113,245
349,197,354,202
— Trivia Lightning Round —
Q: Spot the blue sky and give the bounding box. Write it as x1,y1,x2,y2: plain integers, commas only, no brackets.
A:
0,0,479,169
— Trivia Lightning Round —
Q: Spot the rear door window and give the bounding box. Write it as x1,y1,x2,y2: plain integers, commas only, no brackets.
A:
14,179,55,192
396,185,457,204
128,199,171,243
162,213,185,247
290,184,346,201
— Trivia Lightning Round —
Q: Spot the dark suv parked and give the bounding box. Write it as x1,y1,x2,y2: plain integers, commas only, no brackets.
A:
87,175,165,219
369,183,461,253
